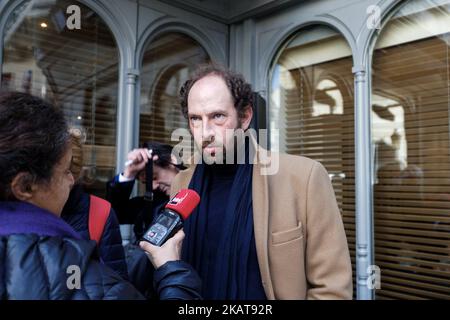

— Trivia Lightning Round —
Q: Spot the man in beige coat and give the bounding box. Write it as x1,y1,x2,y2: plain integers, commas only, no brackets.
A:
170,64,352,300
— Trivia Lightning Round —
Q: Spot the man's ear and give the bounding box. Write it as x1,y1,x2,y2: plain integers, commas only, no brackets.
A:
241,105,254,131
10,172,35,201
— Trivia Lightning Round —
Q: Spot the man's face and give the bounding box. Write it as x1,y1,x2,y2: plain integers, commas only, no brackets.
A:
187,74,252,164
152,164,178,195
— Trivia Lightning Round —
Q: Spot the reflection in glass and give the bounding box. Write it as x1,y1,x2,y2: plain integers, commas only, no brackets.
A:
313,79,344,116
372,0,450,299
140,33,210,146
1,0,119,197
269,25,355,295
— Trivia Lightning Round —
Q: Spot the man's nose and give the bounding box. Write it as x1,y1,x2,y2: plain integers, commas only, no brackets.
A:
152,180,159,190
202,120,215,143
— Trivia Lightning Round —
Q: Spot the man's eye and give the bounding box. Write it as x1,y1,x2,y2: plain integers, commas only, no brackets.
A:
214,114,225,119
190,116,200,121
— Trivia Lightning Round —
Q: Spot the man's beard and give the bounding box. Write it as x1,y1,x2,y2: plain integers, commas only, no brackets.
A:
195,121,243,165
201,139,226,165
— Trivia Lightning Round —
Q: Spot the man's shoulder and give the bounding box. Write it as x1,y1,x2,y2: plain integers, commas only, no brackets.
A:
275,152,322,175
176,164,196,176
278,152,317,165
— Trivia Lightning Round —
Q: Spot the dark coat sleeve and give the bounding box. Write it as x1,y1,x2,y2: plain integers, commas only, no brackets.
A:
81,256,145,300
100,266,144,300
153,260,202,300
99,258,203,300
105,175,136,224
98,207,129,281
124,244,156,299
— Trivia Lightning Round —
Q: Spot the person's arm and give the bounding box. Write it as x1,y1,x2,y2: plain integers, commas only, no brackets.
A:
106,148,157,224
105,175,136,224
305,162,353,299
152,261,202,300
98,207,129,280
98,264,145,300
139,230,202,300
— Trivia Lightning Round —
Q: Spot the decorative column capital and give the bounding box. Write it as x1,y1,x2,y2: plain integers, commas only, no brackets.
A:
357,244,368,258
353,68,367,84
126,68,139,85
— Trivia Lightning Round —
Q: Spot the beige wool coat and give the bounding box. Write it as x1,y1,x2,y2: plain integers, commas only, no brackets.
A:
170,137,353,300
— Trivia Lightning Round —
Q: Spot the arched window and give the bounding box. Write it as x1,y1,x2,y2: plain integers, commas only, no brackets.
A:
269,25,355,293
372,0,450,299
139,32,210,146
1,0,119,197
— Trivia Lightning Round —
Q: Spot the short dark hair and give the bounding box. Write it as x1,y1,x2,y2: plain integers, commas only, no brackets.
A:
179,64,254,120
142,141,185,170
0,92,70,200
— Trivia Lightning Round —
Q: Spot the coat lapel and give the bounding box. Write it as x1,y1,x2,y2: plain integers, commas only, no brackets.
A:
170,160,196,198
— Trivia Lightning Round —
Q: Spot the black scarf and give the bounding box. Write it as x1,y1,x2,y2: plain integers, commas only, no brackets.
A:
182,149,263,299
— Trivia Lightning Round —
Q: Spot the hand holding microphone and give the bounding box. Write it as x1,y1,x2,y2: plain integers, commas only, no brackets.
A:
142,189,200,246
139,189,200,269
140,229,185,269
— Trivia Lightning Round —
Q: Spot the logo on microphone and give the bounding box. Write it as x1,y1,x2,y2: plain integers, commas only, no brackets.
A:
169,191,188,206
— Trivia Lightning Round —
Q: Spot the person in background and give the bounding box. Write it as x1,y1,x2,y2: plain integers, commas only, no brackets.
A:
0,91,201,300
106,142,184,242
61,128,129,280
106,142,185,297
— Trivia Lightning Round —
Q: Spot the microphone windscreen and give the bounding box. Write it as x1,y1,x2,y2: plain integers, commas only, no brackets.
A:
165,189,200,220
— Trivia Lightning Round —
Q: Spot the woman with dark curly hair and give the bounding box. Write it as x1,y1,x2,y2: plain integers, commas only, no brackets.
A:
0,91,201,300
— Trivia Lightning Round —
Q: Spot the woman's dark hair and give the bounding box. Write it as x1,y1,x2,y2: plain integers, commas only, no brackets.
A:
142,141,185,170
179,64,254,120
0,91,70,200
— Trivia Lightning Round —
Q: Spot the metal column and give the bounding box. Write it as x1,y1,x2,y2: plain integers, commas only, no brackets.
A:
353,65,375,300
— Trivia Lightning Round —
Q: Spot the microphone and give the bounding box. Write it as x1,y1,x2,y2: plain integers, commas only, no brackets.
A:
142,189,200,246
